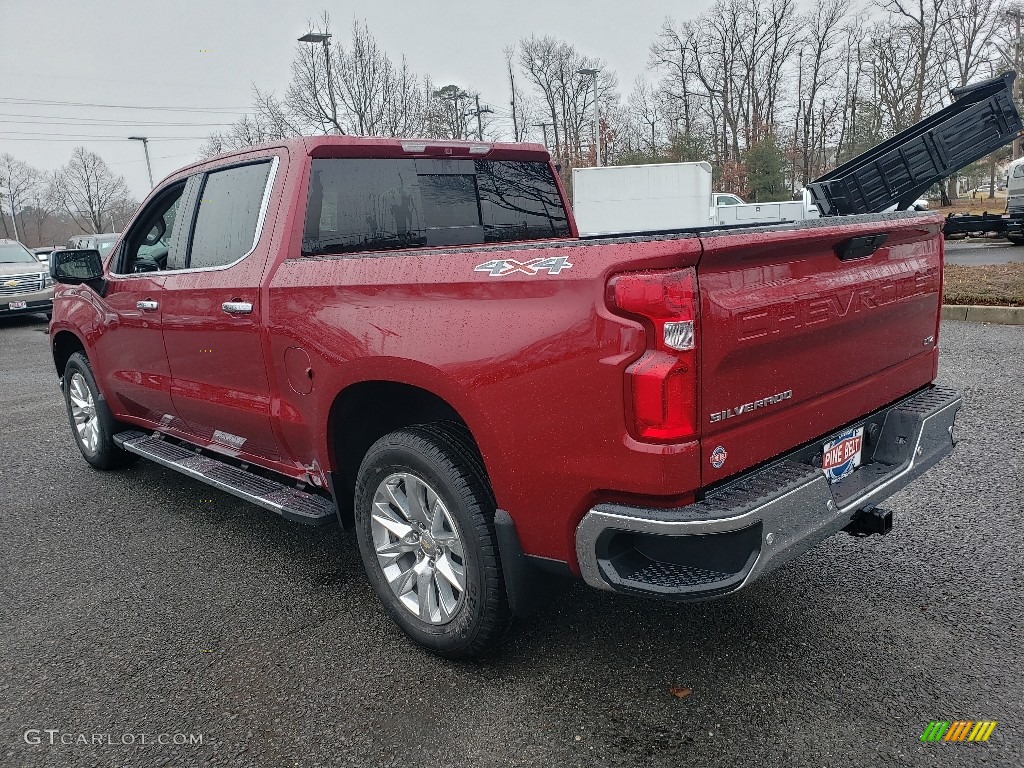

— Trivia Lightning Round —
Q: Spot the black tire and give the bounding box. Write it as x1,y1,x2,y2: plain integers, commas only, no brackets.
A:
63,352,138,470
1007,235,1024,246
354,424,510,658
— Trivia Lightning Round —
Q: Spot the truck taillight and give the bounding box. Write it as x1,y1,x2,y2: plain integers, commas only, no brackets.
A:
609,268,698,442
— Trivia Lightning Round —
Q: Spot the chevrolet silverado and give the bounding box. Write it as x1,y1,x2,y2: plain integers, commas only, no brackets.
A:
48,137,961,657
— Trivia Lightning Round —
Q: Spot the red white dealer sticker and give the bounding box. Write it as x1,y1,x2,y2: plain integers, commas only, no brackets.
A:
821,426,864,483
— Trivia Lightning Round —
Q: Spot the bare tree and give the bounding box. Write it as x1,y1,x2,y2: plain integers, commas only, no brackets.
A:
870,21,928,133
0,154,40,240
428,84,473,139
204,16,442,150
504,45,522,142
942,0,1003,88
52,147,132,235
199,87,300,158
834,12,872,164
650,19,700,139
628,78,663,159
876,0,951,122
796,0,849,184
520,36,567,160
518,35,618,169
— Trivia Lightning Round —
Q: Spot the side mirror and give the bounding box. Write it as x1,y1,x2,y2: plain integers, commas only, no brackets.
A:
50,249,104,284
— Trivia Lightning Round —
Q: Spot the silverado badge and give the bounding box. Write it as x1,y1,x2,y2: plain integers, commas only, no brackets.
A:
710,389,793,423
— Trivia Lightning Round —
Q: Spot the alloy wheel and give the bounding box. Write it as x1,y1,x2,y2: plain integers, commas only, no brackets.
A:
68,372,99,453
370,472,467,625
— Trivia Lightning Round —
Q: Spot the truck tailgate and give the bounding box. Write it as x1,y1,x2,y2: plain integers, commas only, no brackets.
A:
696,214,943,483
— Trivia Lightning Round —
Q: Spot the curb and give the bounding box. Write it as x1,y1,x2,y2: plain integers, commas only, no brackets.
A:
942,304,1024,325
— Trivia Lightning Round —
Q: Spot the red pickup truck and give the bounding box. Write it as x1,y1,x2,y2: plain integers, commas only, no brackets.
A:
49,137,961,657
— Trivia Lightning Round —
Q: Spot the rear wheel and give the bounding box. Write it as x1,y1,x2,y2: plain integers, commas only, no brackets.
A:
63,352,138,470
354,425,510,658
1007,235,1024,245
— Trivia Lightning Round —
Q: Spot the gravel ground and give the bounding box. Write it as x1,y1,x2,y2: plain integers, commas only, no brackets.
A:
0,314,1020,768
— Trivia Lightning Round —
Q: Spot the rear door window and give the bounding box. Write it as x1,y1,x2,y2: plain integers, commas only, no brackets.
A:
302,158,570,256
188,160,273,269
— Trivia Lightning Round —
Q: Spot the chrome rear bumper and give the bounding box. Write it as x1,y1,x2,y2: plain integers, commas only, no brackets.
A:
575,386,962,600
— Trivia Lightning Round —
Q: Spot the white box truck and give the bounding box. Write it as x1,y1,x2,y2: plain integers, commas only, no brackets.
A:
571,162,818,237
571,162,714,237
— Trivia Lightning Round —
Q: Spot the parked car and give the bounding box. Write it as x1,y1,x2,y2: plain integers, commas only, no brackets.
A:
32,246,57,262
48,137,961,658
0,239,54,319
67,234,119,260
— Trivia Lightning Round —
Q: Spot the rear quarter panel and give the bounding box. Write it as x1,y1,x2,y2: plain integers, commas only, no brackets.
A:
266,231,704,564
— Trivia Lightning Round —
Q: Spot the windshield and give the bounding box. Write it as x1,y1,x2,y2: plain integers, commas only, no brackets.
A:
0,243,38,264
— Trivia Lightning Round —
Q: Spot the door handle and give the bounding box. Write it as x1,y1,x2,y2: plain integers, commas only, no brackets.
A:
136,300,159,311
222,301,253,315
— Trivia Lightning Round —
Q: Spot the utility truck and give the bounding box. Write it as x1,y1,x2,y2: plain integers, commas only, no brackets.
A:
572,161,818,236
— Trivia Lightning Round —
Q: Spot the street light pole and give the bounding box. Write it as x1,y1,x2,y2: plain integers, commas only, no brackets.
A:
793,48,803,194
0,185,19,242
128,136,154,189
533,122,552,149
299,31,339,134
578,68,601,166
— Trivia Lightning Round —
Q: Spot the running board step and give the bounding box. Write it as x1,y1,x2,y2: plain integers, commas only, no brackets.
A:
113,430,335,526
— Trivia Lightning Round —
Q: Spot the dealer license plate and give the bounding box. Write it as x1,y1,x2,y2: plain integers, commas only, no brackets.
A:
821,426,864,483
7,300,27,310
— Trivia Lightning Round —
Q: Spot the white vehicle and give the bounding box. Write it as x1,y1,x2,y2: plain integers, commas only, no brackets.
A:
571,162,715,236
714,192,745,206
572,162,818,237
1006,158,1024,217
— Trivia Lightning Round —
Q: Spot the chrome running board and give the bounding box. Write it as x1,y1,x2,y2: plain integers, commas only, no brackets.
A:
113,430,335,526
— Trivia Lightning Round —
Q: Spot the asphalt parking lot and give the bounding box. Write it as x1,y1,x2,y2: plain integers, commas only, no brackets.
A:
0,314,1020,768
944,238,1024,265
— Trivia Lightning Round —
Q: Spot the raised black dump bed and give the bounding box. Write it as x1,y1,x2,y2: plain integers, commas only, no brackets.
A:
808,72,1023,216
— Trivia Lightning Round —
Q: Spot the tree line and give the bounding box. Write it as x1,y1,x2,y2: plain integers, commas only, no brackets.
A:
202,1,1024,201
4,0,1018,245
1,149,135,247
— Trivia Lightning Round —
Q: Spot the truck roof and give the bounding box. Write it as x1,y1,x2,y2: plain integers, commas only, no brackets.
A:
194,135,551,173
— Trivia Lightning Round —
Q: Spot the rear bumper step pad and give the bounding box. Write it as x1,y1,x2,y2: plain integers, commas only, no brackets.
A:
113,431,336,526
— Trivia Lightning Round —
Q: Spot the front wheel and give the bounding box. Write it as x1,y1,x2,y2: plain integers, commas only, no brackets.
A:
354,425,510,658
1007,235,1024,246
63,352,138,470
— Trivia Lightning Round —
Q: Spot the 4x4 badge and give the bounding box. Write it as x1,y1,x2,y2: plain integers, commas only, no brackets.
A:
474,256,572,277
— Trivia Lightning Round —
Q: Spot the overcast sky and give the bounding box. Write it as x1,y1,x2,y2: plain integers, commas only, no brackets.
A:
1,0,718,199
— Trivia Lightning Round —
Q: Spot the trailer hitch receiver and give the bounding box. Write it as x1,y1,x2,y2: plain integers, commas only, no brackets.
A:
843,506,893,537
